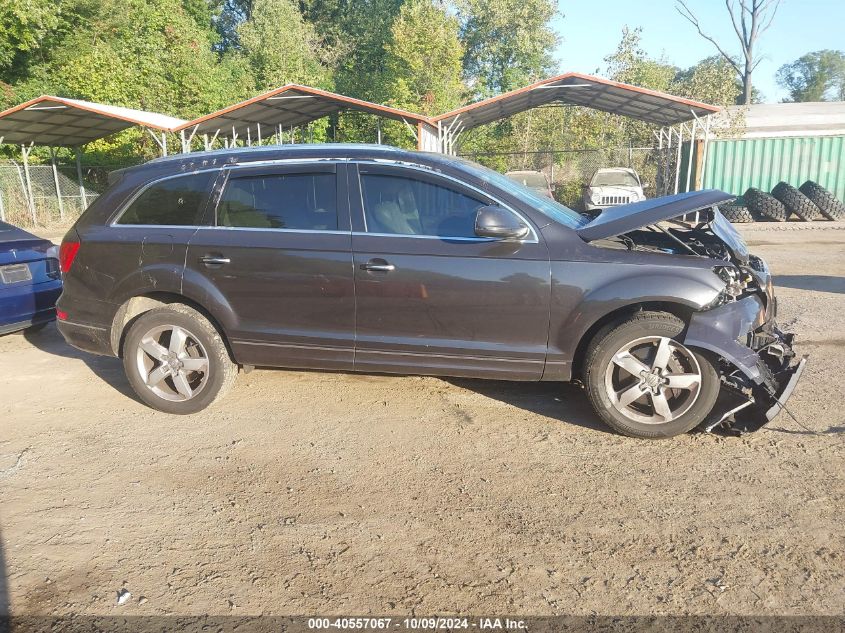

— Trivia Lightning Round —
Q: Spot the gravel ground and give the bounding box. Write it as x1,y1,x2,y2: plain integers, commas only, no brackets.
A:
0,228,842,619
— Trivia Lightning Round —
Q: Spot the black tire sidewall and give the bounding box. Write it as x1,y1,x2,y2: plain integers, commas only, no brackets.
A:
800,181,845,220
122,308,231,415
745,187,789,221
585,316,721,439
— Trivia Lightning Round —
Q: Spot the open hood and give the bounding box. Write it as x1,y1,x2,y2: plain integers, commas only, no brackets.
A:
576,190,735,241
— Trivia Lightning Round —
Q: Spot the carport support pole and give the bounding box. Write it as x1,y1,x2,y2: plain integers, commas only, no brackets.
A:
377,119,382,145
20,144,37,224
685,118,697,194
700,116,711,190
674,126,683,195
656,129,664,194
49,147,65,220
74,147,88,209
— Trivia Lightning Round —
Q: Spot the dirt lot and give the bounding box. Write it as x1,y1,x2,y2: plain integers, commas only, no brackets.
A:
0,226,843,619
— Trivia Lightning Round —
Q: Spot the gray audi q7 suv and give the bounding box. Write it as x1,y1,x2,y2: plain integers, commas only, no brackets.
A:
56,144,805,438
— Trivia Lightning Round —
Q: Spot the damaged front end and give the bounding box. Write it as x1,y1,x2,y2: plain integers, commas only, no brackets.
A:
685,292,807,434
578,191,807,433
639,207,807,433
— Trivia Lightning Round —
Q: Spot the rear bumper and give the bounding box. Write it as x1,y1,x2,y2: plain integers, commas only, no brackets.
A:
0,310,55,335
56,318,113,356
0,279,62,335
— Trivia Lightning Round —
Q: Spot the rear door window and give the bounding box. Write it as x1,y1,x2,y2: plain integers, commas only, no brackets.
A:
117,172,216,226
218,172,338,230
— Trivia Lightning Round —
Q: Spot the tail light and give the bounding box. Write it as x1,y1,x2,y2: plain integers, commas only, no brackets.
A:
59,240,81,273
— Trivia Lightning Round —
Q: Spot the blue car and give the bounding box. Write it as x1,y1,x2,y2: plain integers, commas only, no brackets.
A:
0,220,62,335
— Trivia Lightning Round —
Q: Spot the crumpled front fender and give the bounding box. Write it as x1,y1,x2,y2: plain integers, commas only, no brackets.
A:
683,295,768,384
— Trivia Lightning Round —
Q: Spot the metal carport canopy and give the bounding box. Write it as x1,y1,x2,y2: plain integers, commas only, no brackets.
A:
432,72,720,130
175,84,431,138
0,95,186,146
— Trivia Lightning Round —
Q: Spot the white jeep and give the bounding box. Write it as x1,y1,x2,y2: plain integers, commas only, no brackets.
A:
583,167,647,214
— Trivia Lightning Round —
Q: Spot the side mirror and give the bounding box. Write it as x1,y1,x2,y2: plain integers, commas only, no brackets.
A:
474,205,530,240
642,182,650,189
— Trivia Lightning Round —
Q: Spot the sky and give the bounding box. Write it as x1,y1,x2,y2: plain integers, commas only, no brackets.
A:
551,0,845,103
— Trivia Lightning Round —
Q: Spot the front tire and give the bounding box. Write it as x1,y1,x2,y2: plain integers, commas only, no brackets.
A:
584,312,720,439
122,304,236,414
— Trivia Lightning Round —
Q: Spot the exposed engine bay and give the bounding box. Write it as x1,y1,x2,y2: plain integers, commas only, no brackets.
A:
603,208,742,262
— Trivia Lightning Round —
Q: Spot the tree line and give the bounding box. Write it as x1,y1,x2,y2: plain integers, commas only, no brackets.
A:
0,0,841,166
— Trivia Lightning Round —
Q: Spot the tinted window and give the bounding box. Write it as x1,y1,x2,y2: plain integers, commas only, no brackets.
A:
360,173,485,238
218,173,337,230
118,172,215,225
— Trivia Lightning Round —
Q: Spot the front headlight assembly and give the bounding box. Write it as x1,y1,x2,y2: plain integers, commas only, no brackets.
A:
713,265,748,298
704,265,754,309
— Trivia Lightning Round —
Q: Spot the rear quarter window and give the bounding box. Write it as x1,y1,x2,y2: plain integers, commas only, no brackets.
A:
117,172,216,226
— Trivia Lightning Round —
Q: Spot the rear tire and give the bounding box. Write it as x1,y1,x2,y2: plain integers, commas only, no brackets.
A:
771,181,821,221
583,311,720,439
745,187,789,222
799,181,845,221
122,304,236,414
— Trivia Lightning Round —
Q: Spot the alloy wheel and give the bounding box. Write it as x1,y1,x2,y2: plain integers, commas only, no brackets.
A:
134,324,210,402
603,336,702,425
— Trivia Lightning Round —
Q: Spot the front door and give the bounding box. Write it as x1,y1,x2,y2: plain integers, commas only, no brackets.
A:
349,163,551,380
184,162,355,370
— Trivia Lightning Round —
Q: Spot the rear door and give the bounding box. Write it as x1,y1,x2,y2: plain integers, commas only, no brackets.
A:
84,171,220,325
349,162,551,380
184,161,355,371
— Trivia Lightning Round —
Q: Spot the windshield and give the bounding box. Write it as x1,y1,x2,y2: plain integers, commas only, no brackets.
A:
446,156,586,228
591,170,640,187
507,172,547,189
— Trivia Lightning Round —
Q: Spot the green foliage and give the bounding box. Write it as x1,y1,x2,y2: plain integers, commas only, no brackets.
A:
10,0,249,117
237,0,332,92
0,0,747,179
382,0,465,115
600,27,676,147
776,50,845,102
332,0,405,101
671,55,742,106
605,27,676,92
458,0,558,96
0,0,61,73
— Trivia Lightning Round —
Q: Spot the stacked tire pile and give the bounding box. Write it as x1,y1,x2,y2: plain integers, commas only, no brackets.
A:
717,180,845,224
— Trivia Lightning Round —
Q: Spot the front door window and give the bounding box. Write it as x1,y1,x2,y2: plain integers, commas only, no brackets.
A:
360,173,487,238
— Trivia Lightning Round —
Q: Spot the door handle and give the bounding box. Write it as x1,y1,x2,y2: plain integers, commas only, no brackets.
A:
200,255,231,266
361,259,395,272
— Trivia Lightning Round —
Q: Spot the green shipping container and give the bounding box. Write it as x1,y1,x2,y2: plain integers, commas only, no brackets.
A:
701,135,845,201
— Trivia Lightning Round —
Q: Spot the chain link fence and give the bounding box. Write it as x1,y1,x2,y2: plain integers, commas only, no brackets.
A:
460,146,661,210
0,162,105,228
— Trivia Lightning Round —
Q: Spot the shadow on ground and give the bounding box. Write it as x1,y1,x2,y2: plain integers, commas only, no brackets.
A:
775,275,845,295
446,378,613,435
21,323,136,402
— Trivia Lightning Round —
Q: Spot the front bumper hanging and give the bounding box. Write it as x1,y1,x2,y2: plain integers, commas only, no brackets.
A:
684,296,808,434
